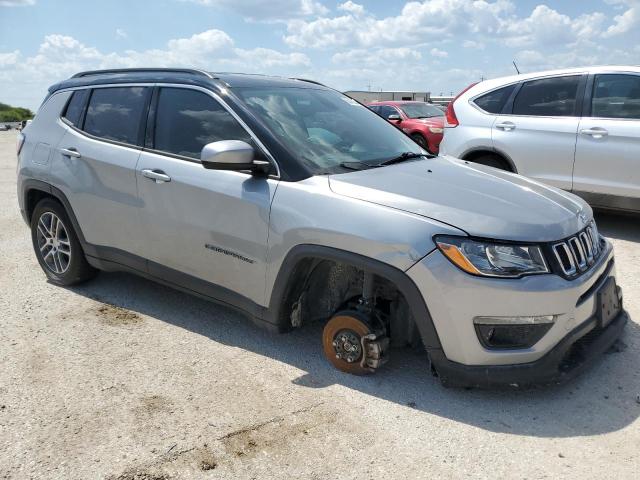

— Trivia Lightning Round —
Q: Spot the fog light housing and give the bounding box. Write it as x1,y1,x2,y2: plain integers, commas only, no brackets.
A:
473,315,555,349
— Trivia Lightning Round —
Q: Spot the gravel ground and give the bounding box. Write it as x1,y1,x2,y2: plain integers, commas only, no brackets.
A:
0,130,639,479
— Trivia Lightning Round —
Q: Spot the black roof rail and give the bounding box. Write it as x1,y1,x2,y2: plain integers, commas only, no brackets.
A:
71,68,214,79
290,77,327,87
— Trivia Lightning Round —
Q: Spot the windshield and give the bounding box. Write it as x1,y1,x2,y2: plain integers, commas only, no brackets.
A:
235,87,423,174
399,103,444,119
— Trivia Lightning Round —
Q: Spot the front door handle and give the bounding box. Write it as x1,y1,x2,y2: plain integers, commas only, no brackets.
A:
580,127,608,139
495,122,516,131
60,147,81,158
142,169,171,184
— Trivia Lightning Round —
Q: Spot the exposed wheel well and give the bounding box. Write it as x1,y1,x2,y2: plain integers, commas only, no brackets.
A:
462,150,515,172
25,188,58,222
277,256,420,347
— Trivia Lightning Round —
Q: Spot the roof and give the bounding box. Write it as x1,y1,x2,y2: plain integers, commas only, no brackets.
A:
48,68,328,94
475,65,640,92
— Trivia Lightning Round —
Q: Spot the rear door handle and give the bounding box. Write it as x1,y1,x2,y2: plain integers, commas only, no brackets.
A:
60,147,81,158
141,169,171,183
495,122,516,131
580,128,608,139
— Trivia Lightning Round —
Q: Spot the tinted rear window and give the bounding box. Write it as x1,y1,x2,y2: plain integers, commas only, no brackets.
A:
62,90,88,127
84,87,148,144
512,76,581,117
592,74,640,119
473,85,515,114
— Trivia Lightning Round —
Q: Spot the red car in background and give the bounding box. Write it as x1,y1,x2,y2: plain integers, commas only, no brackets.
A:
367,101,445,154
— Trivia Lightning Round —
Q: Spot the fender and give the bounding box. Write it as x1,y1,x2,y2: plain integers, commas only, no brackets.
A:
20,179,99,257
460,147,518,173
264,244,444,353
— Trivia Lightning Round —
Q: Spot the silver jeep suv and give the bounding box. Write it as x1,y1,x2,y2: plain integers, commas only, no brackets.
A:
17,69,627,387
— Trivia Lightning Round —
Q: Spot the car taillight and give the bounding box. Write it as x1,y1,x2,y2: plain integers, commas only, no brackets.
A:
16,132,25,156
445,82,478,128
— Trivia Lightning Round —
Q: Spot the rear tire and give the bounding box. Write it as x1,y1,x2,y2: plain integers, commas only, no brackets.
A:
31,198,97,286
469,153,510,171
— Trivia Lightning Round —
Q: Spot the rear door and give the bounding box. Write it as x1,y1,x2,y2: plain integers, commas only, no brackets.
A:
492,75,585,190
135,86,278,306
573,72,640,209
53,86,151,260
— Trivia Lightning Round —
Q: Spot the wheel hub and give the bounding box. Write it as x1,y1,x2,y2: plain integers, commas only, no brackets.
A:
332,329,362,363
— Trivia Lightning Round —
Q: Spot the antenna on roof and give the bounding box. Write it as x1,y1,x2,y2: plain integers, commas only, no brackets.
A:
512,61,521,74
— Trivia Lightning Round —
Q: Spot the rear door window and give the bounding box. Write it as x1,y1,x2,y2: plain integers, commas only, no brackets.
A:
512,76,581,117
62,89,88,127
473,84,515,114
153,87,252,159
591,74,640,119
83,87,149,145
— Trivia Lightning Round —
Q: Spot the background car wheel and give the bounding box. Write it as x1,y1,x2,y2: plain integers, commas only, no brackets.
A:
31,198,97,286
469,153,510,171
411,133,429,150
322,311,376,375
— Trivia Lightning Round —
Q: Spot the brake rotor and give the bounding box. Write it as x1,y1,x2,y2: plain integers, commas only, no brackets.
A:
322,311,376,375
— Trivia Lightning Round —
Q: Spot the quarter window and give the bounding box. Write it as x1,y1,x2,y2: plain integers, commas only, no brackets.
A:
512,76,581,117
473,85,515,114
153,88,252,159
592,74,640,119
84,87,149,145
62,90,88,127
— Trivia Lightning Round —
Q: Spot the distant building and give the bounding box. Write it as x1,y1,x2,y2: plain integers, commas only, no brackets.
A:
344,90,431,104
429,95,455,107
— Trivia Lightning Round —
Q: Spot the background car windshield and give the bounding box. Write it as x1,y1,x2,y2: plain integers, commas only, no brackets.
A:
400,103,444,118
236,87,422,173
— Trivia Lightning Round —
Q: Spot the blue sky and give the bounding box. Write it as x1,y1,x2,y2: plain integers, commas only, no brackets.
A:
1,0,639,109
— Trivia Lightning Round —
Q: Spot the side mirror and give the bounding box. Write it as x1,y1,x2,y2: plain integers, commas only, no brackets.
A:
200,140,270,174
387,114,401,122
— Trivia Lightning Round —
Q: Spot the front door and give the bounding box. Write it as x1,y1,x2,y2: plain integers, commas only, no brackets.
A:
136,86,278,306
573,73,640,210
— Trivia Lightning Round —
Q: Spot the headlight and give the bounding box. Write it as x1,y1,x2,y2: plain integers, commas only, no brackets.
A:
435,236,549,278
428,127,444,134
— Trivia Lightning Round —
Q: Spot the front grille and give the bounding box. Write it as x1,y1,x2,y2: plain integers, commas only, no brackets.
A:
552,222,602,278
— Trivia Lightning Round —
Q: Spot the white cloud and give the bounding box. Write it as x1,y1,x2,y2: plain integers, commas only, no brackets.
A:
0,30,310,108
181,0,328,20
498,5,606,47
284,0,516,49
462,40,485,50
0,0,34,6
115,28,128,39
0,50,20,66
603,0,640,36
337,1,364,16
283,0,614,50
331,47,421,67
430,47,448,58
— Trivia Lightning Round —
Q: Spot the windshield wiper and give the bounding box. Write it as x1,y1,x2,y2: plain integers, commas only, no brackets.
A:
377,152,430,166
339,161,380,171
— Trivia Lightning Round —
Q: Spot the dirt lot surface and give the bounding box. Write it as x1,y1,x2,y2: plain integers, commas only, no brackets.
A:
1,130,639,479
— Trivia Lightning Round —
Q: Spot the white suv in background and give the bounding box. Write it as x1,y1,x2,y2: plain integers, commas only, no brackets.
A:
440,66,640,213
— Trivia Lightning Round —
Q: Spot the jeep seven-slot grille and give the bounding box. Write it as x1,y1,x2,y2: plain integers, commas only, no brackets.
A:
552,223,601,277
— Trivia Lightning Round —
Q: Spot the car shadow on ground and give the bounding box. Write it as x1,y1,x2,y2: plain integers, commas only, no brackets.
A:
66,259,639,440
595,210,640,242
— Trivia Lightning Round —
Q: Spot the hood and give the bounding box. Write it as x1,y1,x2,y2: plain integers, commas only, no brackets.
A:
329,156,592,242
409,117,444,127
